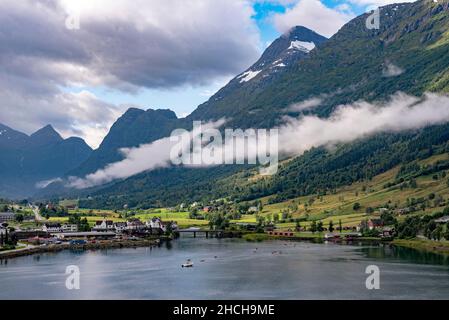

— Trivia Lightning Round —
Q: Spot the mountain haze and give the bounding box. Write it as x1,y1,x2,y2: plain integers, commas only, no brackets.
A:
0,124,92,198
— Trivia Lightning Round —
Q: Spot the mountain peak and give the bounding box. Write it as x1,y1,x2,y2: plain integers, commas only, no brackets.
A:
234,25,327,83
284,26,323,40
145,108,178,120
30,124,63,146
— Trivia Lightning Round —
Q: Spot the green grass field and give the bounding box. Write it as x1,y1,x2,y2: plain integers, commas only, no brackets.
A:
45,207,208,228
237,153,449,230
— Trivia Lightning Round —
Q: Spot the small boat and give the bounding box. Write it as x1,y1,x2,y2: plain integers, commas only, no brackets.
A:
182,259,193,268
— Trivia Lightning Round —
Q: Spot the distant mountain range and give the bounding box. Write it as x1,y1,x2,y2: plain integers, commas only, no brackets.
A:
3,0,449,208
0,123,92,198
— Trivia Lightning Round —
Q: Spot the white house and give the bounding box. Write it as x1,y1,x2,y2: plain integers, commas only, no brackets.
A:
92,220,115,232
42,223,62,233
146,218,165,231
248,206,259,213
61,224,78,232
146,218,166,232
147,218,178,233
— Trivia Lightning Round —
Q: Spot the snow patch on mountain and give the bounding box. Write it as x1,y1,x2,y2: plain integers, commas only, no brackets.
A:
288,40,315,52
238,70,262,83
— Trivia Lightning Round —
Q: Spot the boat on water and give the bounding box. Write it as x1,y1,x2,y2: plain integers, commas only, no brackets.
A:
182,259,193,268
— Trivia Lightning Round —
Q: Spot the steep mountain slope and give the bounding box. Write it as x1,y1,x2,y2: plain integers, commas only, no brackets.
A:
190,1,449,128
0,123,28,149
0,124,92,198
68,108,181,177
188,26,327,125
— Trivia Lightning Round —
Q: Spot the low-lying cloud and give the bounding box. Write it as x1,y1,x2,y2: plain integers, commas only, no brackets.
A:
67,92,449,189
383,61,405,77
287,97,324,112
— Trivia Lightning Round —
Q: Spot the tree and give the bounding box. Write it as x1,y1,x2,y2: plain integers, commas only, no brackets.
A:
338,220,343,233
328,220,334,233
15,214,24,223
432,225,443,241
317,221,324,233
208,212,229,230
444,222,449,241
310,221,317,234
425,221,437,239
380,212,397,226
353,203,361,211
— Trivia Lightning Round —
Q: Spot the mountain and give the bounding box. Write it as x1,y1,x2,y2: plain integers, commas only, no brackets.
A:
0,123,28,149
66,27,325,179
0,124,92,198
190,1,449,127
35,26,325,201
29,125,63,147
68,108,181,177
188,26,327,126
41,0,449,209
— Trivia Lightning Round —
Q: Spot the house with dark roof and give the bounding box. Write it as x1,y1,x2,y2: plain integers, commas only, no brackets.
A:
127,219,145,231
368,219,384,230
92,220,115,232
114,222,127,233
0,212,15,223
42,223,62,233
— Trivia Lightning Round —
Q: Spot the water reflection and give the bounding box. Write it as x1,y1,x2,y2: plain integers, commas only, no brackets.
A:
1,238,448,300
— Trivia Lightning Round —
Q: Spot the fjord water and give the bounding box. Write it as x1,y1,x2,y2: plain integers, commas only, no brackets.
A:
1,238,449,300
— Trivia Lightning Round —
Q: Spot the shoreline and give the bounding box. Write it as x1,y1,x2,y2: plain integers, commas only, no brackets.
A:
244,233,449,257
0,238,163,260
3,233,449,260
391,239,449,256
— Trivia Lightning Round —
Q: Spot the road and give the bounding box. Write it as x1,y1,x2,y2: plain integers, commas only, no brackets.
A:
29,204,44,222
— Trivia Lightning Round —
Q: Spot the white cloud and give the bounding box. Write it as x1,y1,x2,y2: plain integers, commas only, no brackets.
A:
0,0,261,147
272,0,355,37
287,97,323,112
279,92,449,156
69,92,449,189
36,178,63,189
383,61,405,77
0,87,121,148
69,119,226,188
348,0,414,8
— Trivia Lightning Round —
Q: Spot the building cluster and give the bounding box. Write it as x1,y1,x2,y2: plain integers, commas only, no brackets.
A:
0,212,16,223
357,219,395,238
41,217,178,236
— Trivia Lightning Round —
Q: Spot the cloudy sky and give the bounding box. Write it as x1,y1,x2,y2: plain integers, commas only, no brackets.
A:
0,0,412,148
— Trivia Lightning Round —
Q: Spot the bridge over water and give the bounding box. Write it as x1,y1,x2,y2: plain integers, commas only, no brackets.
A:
177,228,225,238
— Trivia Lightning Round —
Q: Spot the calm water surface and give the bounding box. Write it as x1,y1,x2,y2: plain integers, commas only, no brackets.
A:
1,237,449,299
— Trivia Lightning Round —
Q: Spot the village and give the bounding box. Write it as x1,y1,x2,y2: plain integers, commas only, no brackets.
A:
2,192,449,258
0,209,179,258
